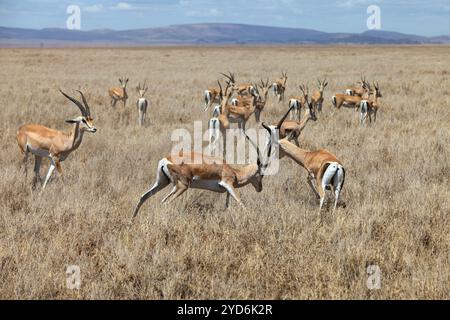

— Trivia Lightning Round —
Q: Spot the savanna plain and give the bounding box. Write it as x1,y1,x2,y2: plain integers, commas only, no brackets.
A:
0,46,449,299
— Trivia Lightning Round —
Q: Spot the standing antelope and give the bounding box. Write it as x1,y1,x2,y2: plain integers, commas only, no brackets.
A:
131,134,269,219
17,89,97,189
109,77,129,107
262,106,345,210
332,81,370,110
136,81,149,126
253,78,271,123
272,71,288,103
311,79,328,113
360,82,382,126
288,84,309,121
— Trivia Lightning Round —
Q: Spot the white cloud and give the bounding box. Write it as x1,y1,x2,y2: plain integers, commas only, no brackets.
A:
112,2,134,11
84,4,104,13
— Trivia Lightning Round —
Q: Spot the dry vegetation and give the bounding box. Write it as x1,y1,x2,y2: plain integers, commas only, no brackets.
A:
0,46,449,299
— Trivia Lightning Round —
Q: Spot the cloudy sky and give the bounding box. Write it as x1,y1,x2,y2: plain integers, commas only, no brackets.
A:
0,0,449,36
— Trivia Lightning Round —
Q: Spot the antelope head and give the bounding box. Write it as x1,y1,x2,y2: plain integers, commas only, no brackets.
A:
373,81,382,98
244,132,269,192
258,78,270,102
59,89,97,133
317,78,328,93
119,76,129,89
281,71,288,86
299,84,309,102
136,81,148,98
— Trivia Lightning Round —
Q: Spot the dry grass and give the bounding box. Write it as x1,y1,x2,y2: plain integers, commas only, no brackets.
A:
0,46,449,299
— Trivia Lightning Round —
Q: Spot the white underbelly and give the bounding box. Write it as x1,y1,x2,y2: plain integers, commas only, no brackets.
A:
27,144,51,158
190,179,226,193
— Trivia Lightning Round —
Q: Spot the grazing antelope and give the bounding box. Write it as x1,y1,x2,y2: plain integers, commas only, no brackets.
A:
131,134,268,219
360,82,382,126
288,84,309,121
311,79,328,113
136,81,149,126
278,97,317,147
345,76,367,97
17,90,97,189
262,106,345,210
109,77,129,107
272,71,288,102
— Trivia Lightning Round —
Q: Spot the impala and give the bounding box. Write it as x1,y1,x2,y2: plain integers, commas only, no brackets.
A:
136,81,149,126
272,71,288,102
311,79,328,113
17,89,97,189
262,106,345,210
131,134,268,219
109,76,129,107
360,82,382,126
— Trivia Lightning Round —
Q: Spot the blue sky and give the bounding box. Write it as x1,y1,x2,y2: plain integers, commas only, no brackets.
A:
0,0,449,36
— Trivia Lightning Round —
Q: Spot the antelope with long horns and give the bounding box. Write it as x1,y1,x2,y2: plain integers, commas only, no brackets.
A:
109,76,129,107
272,71,288,103
17,90,97,189
311,78,328,113
253,78,271,123
132,134,269,220
136,81,149,126
262,106,345,211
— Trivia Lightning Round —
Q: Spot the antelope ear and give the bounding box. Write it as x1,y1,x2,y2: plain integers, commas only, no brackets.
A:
65,119,78,124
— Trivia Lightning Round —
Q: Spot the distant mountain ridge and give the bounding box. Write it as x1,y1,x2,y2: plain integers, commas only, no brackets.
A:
0,23,449,46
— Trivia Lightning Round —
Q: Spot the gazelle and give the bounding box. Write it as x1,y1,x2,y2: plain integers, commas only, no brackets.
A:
311,79,328,113
204,83,222,111
360,82,382,126
131,134,269,219
220,72,258,98
109,77,129,107
288,84,309,121
262,106,345,210
136,81,149,126
17,89,97,189
332,81,370,110
272,71,288,102
253,78,271,123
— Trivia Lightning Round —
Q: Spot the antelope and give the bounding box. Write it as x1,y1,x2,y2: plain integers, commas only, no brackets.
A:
311,79,328,113
220,72,258,98
109,77,129,107
278,96,317,147
345,76,367,97
262,106,345,211
16,89,97,189
253,78,271,123
131,134,269,220
360,82,382,126
272,71,288,102
136,81,149,126
331,81,370,110
288,84,309,121
204,83,222,111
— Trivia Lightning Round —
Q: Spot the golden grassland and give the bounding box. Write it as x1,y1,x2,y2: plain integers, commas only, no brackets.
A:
0,46,449,299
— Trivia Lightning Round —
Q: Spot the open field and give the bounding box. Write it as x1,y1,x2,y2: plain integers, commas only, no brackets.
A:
0,46,449,299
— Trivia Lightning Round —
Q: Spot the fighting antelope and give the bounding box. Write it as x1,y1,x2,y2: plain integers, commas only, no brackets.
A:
345,76,367,97
136,81,149,126
262,106,345,210
360,82,382,126
131,134,269,219
272,71,288,102
288,84,309,121
311,78,328,113
109,77,129,107
17,89,97,189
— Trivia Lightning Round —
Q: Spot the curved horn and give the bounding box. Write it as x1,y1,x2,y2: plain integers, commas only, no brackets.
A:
59,89,86,116
76,90,91,116
276,105,294,129
244,133,262,168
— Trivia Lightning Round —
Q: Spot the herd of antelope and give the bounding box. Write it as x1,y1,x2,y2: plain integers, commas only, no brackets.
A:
15,71,383,221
